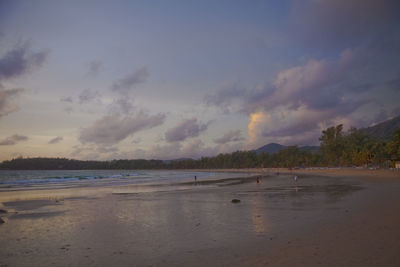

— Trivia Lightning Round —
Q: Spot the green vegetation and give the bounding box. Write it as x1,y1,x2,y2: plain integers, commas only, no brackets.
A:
319,124,345,165
0,157,165,170
1,126,399,170
319,125,397,167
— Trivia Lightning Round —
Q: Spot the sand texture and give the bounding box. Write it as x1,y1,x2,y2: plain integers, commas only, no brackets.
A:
0,169,399,266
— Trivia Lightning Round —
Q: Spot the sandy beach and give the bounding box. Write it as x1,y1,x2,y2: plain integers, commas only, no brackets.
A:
0,169,399,266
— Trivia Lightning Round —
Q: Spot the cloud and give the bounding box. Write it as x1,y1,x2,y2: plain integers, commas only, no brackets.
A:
0,42,48,81
146,143,182,159
256,57,364,112
109,97,135,115
87,60,103,76
79,112,165,145
165,118,209,143
60,96,73,103
0,42,48,118
247,107,332,147
206,42,399,146
96,146,118,154
111,67,149,94
48,136,63,144
214,130,244,144
180,139,218,159
108,67,149,114
0,134,28,145
131,138,141,144
60,89,101,105
0,88,24,117
145,139,218,160
70,144,119,159
64,106,73,114
207,1,400,124
143,139,245,160
69,145,102,160
204,81,246,113
69,137,244,161
290,0,400,49
244,52,374,147
258,0,400,144
78,88,101,104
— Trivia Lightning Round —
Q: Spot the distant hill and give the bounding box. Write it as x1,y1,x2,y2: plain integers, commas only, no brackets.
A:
254,143,319,154
255,143,286,154
362,115,400,141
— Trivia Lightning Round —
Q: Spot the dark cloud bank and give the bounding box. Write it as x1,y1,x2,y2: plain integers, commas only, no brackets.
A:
0,42,47,81
206,0,400,146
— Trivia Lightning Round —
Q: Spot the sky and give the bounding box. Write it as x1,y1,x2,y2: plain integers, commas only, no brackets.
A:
0,0,399,161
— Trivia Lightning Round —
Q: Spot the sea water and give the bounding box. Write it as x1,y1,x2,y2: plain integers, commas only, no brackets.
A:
0,169,253,189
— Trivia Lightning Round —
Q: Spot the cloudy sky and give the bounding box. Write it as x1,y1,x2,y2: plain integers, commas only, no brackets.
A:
0,0,399,161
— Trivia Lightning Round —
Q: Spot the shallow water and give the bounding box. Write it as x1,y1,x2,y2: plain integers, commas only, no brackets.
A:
0,169,253,188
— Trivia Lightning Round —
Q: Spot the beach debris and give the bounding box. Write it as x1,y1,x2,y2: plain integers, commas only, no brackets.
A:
256,177,260,184
60,245,70,251
0,209,7,214
0,217,5,224
231,199,241,203
294,175,298,182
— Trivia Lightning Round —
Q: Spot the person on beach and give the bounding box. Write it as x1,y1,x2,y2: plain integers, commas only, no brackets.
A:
256,177,260,184
294,175,298,182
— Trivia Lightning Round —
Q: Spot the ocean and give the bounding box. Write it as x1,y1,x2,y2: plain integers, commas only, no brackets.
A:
0,169,253,189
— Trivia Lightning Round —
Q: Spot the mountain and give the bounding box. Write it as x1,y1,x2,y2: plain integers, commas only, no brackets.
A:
255,143,286,154
362,115,400,141
254,143,320,154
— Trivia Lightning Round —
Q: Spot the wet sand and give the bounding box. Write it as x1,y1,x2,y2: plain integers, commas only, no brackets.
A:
0,170,399,266
195,167,400,181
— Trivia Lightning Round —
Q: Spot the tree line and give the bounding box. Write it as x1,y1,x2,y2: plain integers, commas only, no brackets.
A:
0,126,399,170
319,125,399,167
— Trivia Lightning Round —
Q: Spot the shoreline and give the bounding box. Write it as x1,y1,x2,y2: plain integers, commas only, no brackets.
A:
1,169,399,266
191,166,400,176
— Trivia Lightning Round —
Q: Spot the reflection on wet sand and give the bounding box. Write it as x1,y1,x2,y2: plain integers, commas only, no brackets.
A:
251,193,268,234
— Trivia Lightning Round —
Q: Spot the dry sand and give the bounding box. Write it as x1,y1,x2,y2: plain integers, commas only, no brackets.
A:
0,169,399,266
